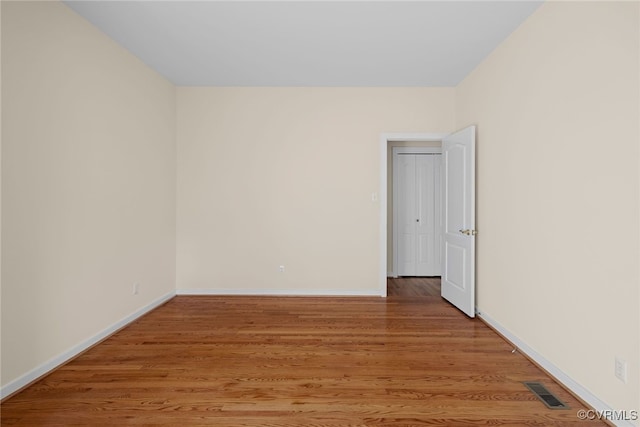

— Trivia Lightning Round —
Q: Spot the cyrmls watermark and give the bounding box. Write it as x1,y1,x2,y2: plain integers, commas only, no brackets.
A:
577,409,638,422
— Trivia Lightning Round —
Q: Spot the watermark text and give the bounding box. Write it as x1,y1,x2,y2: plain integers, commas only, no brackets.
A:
577,409,638,422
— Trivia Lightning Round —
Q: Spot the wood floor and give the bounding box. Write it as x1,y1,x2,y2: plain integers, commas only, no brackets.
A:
387,277,441,297
1,279,604,426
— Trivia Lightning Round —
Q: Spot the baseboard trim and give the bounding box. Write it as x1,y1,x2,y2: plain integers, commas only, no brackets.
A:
0,291,175,400
176,289,381,297
477,309,633,427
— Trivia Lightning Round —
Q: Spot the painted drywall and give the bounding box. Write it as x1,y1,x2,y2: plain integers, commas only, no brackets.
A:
456,1,639,418
176,88,454,294
1,1,176,388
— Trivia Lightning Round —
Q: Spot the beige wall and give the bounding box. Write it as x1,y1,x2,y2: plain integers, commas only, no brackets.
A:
1,1,176,387
456,1,639,416
176,88,454,294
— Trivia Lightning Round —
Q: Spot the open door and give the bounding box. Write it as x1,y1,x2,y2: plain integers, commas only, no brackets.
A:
441,126,476,317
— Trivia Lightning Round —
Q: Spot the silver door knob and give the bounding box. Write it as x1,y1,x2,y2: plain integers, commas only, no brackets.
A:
459,229,477,236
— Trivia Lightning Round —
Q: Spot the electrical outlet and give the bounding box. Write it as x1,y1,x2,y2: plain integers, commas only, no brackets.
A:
615,357,627,383
133,282,139,295
279,265,285,273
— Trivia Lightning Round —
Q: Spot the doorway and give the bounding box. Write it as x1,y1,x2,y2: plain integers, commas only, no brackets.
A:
392,147,442,277
378,133,446,297
380,128,477,317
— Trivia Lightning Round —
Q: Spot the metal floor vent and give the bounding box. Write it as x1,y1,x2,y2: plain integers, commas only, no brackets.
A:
523,382,569,409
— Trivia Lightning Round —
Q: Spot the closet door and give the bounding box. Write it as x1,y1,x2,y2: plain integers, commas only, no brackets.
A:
396,153,441,277
397,155,417,276
415,155,436,276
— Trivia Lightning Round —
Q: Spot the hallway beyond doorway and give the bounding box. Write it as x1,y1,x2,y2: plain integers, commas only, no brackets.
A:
387,276,441,297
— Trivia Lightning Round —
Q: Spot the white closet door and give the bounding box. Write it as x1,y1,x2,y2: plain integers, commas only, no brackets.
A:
396,153,441,277
415,155,435,276
397,155,417,276
434,157,442,276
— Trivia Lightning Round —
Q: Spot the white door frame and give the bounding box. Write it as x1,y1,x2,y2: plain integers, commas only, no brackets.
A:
379,133,447,297
392,146,442,279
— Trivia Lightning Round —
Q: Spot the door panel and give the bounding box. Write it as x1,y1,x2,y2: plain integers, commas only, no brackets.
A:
415,155,435,275
397,155,416,276
445,144,465,233
444,242,466,290
434,158,442,275
441,126,476,317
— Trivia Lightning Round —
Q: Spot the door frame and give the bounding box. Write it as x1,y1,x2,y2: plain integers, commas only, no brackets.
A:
379,133,447,297
392,146,442,279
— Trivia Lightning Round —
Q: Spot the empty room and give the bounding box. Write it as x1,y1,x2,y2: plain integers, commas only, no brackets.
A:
1,1,639,426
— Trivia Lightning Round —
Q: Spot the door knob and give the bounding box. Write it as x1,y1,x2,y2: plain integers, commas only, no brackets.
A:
459,229,477,236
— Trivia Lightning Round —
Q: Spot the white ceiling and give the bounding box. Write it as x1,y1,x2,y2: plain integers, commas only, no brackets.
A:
63,1,543,87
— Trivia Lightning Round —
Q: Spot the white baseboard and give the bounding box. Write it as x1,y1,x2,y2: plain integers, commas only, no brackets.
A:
0,291,175,400
176,288,381,297
477,309,635,427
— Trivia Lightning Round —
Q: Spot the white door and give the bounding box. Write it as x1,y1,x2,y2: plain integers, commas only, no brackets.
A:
396,152,441,277
441,126,476,317
415,155,440,275
397,154,417,275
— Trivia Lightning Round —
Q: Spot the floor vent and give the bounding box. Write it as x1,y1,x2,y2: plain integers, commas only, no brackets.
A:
523,382,569,409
